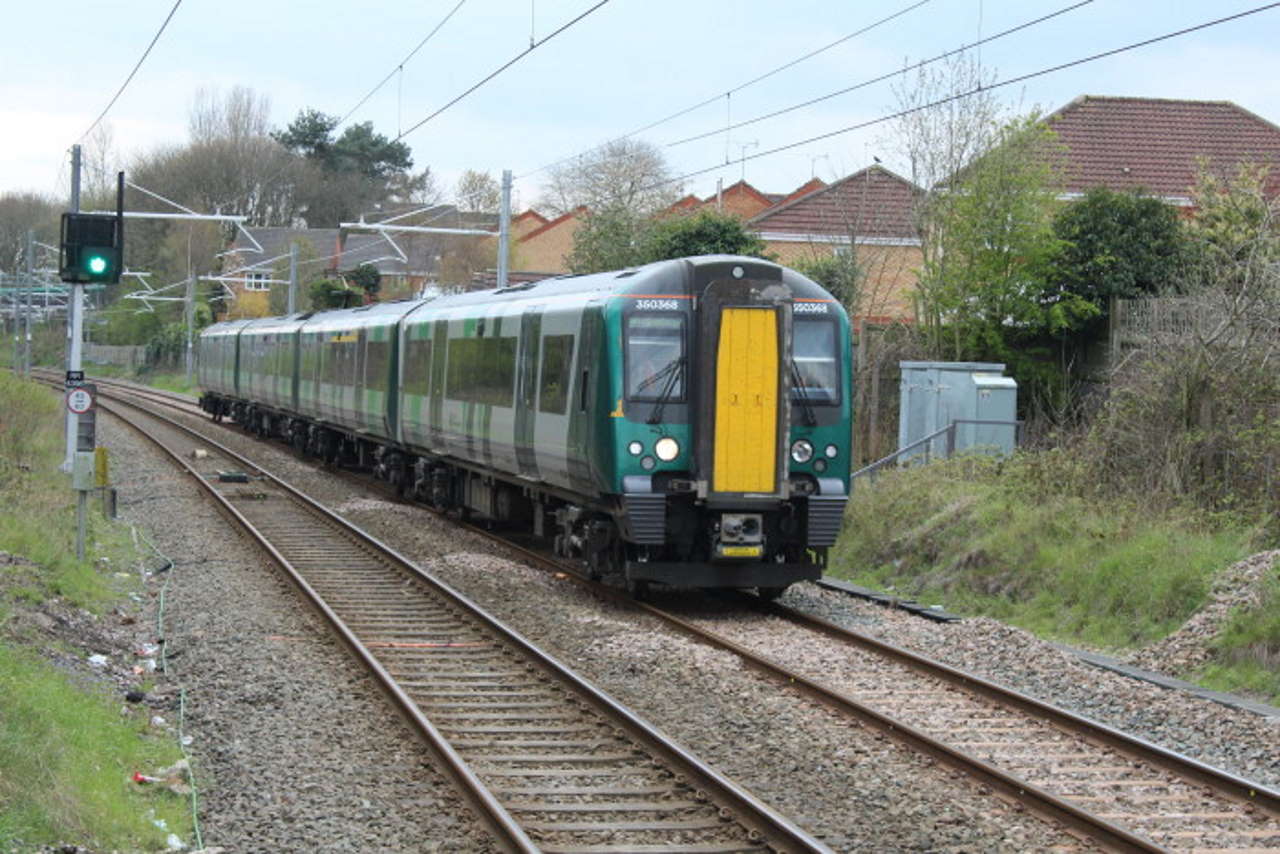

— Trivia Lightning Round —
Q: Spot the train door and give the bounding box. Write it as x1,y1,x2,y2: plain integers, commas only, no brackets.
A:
712,307,780,493
515,305,543,478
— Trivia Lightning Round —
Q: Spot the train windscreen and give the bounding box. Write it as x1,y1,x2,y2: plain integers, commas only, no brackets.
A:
792,317,839,405
626,314,686,401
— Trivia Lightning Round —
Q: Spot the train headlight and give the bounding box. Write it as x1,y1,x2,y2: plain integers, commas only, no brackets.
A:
825,444,839,459
790,439,814,464
654,437,680,462
814,458,828,473
640,455,657,471
628,440,644,456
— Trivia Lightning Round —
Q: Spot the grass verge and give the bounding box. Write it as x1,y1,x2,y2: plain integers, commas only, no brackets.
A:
831,454,1254,651
1201,573,1280,702
0,370,190,848
0,645,187,850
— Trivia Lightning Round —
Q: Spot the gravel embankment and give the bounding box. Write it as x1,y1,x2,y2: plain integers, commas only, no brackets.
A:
778,584,1280,788
101,416,496,852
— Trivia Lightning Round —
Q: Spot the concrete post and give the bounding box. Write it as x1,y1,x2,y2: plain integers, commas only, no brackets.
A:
288,241,298,314
497,170,512,289
23,230,34,375
63,145,83,472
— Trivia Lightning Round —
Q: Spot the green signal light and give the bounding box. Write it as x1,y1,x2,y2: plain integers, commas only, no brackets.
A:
87,255,108,275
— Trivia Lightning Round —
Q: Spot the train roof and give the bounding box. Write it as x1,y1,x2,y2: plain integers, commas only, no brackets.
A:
201,256,838,338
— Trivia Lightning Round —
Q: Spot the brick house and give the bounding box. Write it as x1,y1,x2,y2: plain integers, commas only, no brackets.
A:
750,166,923,323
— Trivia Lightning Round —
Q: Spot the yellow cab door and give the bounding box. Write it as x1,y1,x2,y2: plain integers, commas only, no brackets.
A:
712,307,779,493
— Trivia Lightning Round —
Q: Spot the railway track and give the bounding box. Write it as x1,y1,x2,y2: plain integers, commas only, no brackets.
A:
63,373,1280,852
69,379,827,854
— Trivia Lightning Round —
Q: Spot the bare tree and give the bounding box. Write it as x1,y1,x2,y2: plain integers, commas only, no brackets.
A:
83,123,119,206
540,139,680,216
0,193,60,273
890,51,1004,194
455,169,500,213
189,85,272,144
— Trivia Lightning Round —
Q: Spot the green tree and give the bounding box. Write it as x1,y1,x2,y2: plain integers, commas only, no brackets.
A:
643,209,768,261
918,115,1097,360
273,109,417,225
274,110,412,179
1051,187,1185,306
794,252,862,311
1184,162,1279,293
345,263,382,299
566,205,651,274
309,278,360,309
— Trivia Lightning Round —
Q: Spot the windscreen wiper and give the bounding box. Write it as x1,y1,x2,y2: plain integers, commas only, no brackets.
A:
646,357,685,425
635,357,681,394
790,359,818,426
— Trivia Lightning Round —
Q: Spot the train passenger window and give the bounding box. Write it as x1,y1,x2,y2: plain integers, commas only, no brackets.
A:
538,335,574,414
792,318,840,405
404,337,432,397
625,315,685,401
446,336,517,407
365,340,390,390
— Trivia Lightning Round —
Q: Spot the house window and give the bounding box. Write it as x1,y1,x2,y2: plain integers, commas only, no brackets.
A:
244,272,270,292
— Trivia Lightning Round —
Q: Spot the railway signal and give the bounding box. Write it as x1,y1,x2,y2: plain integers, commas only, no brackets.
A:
59,212,122,284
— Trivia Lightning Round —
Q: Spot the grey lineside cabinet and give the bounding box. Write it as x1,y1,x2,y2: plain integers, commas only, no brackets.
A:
897,361,1018,463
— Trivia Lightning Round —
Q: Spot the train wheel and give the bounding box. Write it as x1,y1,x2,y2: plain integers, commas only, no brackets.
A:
625,577,649,601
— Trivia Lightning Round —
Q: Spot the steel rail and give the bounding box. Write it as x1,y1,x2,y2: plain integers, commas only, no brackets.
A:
90,393,539,854
85,383,830,854
760,597,1280,817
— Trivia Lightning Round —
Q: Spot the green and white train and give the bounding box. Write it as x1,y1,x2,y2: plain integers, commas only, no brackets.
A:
198,255,852,596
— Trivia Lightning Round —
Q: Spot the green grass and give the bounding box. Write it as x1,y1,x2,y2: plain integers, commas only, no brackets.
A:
0,371,192,847
1200,573,1280,702
831,454,1254,651
0,644,187,850
142,371,196,396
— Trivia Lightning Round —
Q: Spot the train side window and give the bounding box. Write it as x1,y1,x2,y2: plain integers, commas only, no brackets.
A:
579,368,589,413
404,336,432,397
365,339,390,391
446,335,516,407
538,335,574,414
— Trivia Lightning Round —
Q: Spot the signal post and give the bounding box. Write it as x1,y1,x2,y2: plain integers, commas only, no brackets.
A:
59,148,123,559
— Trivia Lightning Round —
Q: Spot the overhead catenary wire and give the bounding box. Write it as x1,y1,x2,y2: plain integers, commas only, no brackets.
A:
664,0,1094,149
338,0,469,126
641,2,1280,193
518,0,937,179
395,0,615,142
78,0,183,144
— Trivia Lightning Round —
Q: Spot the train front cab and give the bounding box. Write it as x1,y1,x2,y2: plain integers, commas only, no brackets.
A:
610,257,851,592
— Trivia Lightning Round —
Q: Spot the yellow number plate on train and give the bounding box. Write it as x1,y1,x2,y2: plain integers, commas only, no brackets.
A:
721,545,762,558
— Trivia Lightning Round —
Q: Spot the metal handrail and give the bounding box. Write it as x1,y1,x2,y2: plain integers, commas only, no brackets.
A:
851,419,1022,488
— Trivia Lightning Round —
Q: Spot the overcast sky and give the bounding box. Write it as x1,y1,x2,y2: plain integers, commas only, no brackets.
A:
3,0,1278,214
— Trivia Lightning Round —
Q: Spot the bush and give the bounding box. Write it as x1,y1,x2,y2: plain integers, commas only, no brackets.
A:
831,453,1251,648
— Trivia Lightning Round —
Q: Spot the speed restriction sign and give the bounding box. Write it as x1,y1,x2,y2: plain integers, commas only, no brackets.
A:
66,387,94,414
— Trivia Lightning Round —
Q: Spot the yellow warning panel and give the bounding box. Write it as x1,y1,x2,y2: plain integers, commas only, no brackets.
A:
713,307,778,493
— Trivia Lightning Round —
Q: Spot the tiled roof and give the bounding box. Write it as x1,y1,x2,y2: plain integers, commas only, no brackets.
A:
749,166,920,239
1045,96,1280,198
519,206,587,242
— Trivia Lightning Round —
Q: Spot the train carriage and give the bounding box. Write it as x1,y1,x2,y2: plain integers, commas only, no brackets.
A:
198,255,852,596
295,301,410,447
195,317,254,406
